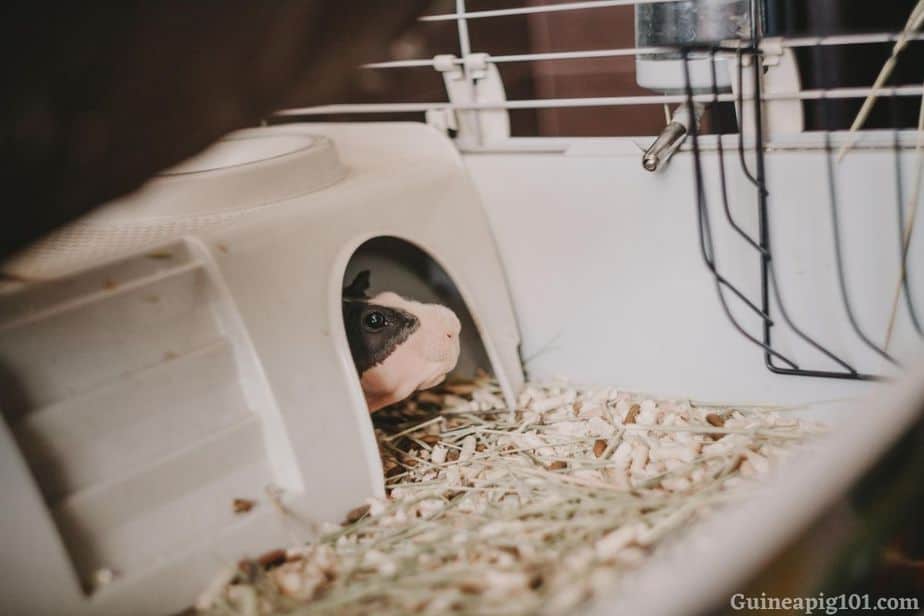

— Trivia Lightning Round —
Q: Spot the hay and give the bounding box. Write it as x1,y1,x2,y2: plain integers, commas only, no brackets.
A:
197,375,823,615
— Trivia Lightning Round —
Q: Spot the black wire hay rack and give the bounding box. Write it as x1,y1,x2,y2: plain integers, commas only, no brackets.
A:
678,10,924,381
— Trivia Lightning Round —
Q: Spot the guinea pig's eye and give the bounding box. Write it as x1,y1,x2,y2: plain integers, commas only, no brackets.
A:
363,311,387,331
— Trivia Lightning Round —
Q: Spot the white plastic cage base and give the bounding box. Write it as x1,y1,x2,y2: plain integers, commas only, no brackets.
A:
0,123,524,615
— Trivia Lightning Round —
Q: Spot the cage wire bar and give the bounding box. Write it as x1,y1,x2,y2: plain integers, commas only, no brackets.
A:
276,86,924,117
680,13,922,380
363,32,924,69
889,94,924,342
277,0,924,120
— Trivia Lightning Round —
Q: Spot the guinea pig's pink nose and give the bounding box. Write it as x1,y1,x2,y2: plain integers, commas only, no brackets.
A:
445,310,461,337
419,306,461,363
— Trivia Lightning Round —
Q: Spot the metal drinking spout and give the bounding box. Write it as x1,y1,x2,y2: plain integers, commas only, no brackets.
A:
642,122,688,172
642,103,704,172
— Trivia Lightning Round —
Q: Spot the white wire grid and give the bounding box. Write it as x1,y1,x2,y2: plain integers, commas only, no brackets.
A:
275,0,924,124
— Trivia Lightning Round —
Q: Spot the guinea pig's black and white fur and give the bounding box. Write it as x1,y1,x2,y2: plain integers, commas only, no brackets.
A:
342,270,420,374
342,270,462,412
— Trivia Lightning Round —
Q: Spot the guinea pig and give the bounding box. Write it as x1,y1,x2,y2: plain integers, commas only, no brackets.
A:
343,270,461,412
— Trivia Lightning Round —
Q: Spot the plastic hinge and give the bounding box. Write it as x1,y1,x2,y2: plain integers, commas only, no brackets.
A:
430,53,510,147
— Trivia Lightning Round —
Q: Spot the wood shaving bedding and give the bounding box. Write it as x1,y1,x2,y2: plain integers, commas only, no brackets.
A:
196,375,824,615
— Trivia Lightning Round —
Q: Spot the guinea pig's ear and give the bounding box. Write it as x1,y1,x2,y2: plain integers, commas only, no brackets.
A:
343,270,371,299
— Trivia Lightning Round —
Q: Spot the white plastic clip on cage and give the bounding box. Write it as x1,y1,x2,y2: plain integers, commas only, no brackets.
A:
3,0,924,614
